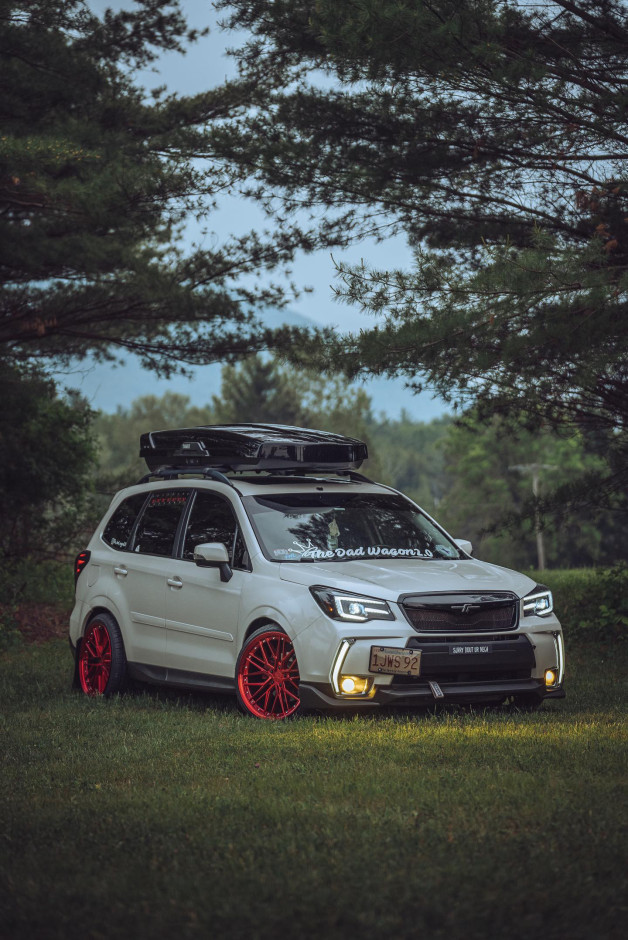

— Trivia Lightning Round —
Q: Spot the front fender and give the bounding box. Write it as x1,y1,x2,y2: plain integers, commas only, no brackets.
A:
238,576,321,649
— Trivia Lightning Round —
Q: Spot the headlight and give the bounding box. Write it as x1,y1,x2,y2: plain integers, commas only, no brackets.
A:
310,586,395,622
523,584,553,618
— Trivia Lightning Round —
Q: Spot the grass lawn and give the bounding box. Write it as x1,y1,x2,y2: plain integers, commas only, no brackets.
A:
1,638,626,940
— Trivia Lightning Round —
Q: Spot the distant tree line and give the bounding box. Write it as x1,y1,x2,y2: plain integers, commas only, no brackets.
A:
2,354,624,570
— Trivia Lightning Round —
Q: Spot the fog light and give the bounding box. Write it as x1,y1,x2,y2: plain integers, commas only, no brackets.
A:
545,668,557,687
339,675,371,695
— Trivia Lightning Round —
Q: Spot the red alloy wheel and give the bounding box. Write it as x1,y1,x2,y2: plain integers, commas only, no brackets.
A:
237,629,301,719
78,621,113,695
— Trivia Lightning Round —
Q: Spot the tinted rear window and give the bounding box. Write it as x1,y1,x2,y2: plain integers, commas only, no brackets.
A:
102,493,147,550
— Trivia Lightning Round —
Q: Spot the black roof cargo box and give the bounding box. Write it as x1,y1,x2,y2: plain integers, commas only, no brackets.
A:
139,424,368,473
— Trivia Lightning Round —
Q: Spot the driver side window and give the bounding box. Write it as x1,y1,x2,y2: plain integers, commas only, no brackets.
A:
182,491,249,570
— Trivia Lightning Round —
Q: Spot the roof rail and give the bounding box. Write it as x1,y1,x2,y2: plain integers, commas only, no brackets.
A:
134,466,373,487
336,470,373,484
136,467,235,487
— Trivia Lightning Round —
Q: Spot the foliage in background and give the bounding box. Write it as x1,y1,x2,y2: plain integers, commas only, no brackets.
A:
0,556,75,608
0,606,21,652
367,412,452,512
5,0,625,558
436,412,625,569
539,564,628,644
1,355,621,572
0,364,96,561
215,0,628,514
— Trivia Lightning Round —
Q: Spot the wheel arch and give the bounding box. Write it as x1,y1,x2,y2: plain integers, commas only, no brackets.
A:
242,616,281,647
79,604,129,658
81,604,116,636
240,601,298,649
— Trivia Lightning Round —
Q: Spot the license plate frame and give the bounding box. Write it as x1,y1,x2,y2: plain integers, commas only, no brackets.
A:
369,646,422,677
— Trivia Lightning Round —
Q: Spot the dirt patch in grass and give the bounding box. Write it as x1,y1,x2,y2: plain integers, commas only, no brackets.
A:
3,603,70,644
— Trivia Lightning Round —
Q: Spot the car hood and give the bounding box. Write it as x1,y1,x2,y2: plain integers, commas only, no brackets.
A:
279,557,535,600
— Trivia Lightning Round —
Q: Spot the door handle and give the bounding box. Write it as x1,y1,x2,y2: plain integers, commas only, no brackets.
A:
167,577,183,589
113,566,128,577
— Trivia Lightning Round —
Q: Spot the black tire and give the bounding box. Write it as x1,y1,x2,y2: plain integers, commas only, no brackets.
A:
77,612,127,696
235,625,301,719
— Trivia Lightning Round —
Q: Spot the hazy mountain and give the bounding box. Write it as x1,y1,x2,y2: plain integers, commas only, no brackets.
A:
52,307,449,421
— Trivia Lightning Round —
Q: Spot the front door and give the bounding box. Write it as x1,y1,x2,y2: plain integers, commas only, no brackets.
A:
165,490,249,678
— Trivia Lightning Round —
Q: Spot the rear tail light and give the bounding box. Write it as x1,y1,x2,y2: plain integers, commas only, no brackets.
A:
74,551,91,584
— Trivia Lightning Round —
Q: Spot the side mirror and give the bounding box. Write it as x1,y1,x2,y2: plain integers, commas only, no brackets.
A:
454,539,473,556
193,542,233,582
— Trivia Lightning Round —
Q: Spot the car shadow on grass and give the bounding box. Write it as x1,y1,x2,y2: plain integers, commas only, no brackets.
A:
111,677,564,725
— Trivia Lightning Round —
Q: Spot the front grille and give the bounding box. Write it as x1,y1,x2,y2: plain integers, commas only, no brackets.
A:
400,592,518,633
392,634,535,686
405,633,515,645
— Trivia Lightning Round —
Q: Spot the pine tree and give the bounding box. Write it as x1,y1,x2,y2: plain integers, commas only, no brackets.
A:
0,0,305,372
215,0,628,504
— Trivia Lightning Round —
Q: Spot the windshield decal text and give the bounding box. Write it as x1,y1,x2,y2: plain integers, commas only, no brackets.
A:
291,539,433,560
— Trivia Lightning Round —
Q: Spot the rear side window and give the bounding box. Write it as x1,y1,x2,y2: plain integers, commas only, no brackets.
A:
102,493,147,550
133,490,190,557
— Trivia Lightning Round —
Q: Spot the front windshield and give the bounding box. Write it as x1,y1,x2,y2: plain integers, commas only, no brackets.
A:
243,492,464,563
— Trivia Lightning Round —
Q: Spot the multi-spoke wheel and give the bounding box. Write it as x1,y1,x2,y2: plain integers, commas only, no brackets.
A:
236,626,301,719
78,613,127,696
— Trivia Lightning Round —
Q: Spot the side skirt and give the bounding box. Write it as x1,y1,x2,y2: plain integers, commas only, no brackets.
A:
127,662,235,694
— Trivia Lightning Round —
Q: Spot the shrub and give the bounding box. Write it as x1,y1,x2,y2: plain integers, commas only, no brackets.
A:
0,606,22,651
531,565,628,644
0,364,96,561
0,558,75,608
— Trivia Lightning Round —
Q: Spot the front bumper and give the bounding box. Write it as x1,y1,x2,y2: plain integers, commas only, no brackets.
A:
299,675,565,711
298,625,565,711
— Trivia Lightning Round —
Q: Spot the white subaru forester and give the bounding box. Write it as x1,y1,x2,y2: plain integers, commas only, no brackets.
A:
70,424,565,719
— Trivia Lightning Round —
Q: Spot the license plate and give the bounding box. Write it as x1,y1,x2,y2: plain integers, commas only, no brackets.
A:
369,646,421,677
449,643,493,655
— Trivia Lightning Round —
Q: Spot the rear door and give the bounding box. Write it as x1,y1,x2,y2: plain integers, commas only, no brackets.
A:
106,489,191,667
